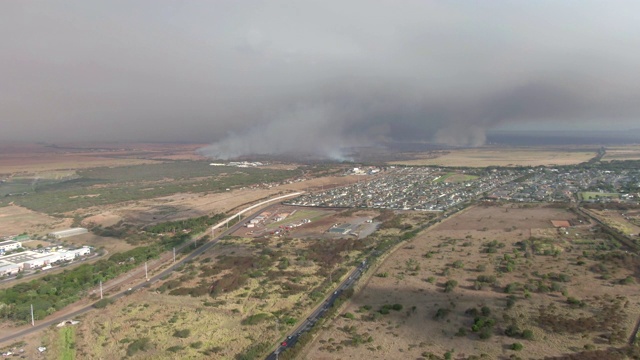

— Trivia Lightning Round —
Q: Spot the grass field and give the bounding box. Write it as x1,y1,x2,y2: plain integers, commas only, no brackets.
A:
58,327,76,360
389,147,597,167
435,173,479,183
1,162,299,214
580,192,620,200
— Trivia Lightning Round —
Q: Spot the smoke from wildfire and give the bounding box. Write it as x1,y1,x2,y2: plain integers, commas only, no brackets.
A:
2,1,640,159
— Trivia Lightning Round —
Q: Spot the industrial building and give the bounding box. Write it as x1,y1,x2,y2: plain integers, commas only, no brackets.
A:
48,228,88,239
0,240,21,253
0,247,91,274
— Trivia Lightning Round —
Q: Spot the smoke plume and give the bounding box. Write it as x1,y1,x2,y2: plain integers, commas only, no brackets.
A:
2,1,640,158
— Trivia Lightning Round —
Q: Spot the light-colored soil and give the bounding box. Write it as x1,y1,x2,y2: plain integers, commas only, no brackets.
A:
62,233,135,254
389,147,596,167
0,205,69,237
305,204,640,359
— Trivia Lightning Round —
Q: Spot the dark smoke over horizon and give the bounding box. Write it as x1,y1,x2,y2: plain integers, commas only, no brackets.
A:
2,1,640,159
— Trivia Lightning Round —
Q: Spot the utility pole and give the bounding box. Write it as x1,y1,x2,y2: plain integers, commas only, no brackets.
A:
30,304,34,326
173,247,176,263
100,280,103,299
145,261,148,281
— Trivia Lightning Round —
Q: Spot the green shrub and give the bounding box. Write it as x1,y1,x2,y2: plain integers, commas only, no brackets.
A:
444,280,458,293
241,313,271,325
343,312,355,319
173,329,191,338
434,308,451,320
93,297,114,309
511,342,523,351
127,338,152,356
522,329,534,340
167,345,184,353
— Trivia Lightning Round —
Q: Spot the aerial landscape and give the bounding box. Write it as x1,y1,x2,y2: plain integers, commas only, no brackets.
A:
2,2,640,360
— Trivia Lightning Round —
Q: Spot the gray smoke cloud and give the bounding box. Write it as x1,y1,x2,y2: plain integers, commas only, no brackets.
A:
2,1,640,159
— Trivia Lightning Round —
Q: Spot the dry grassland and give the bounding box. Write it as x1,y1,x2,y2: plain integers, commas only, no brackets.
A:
305,204,640,359
0,143,208,175
584,209,640,237
41,209,375,359
602,145,640,161
389,147,596,167
0,205,69,236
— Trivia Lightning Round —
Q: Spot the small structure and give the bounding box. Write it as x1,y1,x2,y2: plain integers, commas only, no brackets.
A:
551,220,571,228
48,228,88,239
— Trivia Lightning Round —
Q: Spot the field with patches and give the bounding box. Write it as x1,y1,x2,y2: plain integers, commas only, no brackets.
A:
304,204,640,359
389,147,596,167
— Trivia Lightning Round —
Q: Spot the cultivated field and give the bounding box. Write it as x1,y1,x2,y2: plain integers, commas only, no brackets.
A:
305,204,640,359
389,147,597,167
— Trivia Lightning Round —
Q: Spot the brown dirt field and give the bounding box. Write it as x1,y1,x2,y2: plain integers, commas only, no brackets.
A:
62,232,135,254
0,205,69,237
389,147,596,167
305,204,640,359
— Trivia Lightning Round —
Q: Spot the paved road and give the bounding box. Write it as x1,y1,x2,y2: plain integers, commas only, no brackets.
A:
266,260,368,360
0,192,302,346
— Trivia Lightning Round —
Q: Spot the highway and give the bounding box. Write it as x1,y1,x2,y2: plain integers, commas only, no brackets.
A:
266,259,368,360
0,192,302,346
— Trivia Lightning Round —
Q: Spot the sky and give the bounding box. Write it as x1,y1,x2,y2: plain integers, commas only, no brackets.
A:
2,1,640,159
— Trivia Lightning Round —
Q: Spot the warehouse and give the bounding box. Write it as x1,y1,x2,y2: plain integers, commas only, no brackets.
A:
23,254,60,269
48,228,88,239
0,261,20,276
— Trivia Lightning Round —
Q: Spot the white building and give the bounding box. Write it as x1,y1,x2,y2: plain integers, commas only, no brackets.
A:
0,261,20,276
48,228,88,239
70,247,91,257
23,254,60,269
0,240,21,253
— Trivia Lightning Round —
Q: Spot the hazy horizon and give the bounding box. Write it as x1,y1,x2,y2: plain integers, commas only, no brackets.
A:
3,1,640,159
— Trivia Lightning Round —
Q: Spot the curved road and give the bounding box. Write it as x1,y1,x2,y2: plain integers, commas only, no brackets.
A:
0,192,303,346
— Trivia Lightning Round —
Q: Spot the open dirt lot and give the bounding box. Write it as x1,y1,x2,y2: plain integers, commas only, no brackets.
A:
305,204,640,359
389,147,596,167
0,205,69,237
